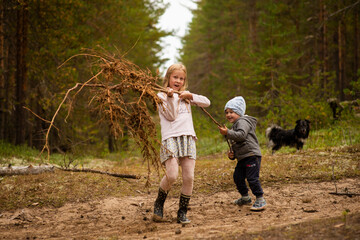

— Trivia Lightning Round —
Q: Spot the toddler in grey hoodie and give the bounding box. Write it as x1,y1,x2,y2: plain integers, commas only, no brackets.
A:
218,96,266,211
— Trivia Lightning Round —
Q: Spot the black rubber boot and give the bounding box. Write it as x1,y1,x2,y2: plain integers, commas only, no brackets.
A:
177,193,191,224
152,188,168,222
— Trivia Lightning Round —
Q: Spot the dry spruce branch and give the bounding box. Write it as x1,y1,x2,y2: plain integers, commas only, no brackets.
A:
40,51,164,182
37,50,222,186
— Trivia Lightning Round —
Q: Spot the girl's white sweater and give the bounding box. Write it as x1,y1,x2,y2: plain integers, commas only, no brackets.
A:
158,92,211,141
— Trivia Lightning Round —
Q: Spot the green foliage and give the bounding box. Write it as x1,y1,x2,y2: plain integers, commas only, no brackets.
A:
13,0,170,151
344,69,360,97
181,0,360,135
3,0,360,160
257,82,336,130
0,140,92,168
307,118,360,149
0,141,40,165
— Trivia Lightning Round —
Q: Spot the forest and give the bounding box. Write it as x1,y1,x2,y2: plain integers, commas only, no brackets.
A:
0,1,360,239
0,0,359,154
0,0,169,153
182,0,360,128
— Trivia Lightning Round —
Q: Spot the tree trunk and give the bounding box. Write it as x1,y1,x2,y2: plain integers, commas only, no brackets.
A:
319,0,328,91
338,19,344,100
248,0,258,51
33,87,46,149
108,132,115,153
1,0,16,143
0,0,5,140
15,1,29,145
354,9,359,84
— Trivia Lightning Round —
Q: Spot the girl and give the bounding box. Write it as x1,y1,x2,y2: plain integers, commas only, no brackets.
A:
153,63,210,224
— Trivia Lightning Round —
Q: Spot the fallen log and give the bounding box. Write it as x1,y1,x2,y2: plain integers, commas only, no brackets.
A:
59,167,140,179
0,165,54,176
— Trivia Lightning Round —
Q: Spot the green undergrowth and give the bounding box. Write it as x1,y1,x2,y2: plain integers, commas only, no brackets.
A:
1,116,359,166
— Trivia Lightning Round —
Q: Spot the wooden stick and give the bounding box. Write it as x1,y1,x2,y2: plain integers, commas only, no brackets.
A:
157,88,222,125
158,88,233,151
198,106,233,151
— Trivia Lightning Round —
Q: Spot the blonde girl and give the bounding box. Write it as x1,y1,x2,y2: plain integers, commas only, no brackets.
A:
153,63,210,224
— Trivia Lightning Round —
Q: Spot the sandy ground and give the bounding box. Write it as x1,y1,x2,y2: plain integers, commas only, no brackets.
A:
0,178,359,239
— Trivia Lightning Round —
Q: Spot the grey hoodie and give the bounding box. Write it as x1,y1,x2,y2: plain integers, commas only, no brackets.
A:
226,115,262,161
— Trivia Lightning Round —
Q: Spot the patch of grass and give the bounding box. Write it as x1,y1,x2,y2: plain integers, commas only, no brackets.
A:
307,123,360,149
0,141,41,166
261,147,360,184
196,136,228,156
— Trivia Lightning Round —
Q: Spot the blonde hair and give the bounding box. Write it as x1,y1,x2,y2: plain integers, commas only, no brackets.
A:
163,63,188,91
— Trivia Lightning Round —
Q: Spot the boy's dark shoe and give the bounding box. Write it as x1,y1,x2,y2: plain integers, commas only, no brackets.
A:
234,197,252,206
250,198,266,211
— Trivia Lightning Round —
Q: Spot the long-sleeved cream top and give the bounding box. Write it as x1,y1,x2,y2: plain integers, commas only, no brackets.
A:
157,92,211,142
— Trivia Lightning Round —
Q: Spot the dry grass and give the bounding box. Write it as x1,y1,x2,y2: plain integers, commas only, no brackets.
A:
1,146,359,211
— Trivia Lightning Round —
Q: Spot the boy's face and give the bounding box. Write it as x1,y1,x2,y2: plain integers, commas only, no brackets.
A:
168,69,186,91
225,108,240,123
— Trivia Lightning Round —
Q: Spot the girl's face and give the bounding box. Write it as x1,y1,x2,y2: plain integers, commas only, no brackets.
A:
168,69,186,91
225,108,240,123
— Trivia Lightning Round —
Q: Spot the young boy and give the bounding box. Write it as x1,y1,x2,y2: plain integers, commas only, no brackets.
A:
218,96,266,211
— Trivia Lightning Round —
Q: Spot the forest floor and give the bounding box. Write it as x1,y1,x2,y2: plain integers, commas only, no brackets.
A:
0,147,360,239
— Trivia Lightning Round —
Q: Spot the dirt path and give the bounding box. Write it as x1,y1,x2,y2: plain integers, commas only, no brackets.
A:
0,178,359,239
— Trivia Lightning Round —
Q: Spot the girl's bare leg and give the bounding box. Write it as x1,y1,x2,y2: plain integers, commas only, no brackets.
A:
159,157,179,192
179,157,195,195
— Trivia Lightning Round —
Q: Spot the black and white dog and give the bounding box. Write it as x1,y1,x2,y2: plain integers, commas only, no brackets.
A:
266,119,310,154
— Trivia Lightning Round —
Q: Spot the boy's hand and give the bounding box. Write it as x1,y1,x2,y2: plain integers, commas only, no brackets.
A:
228,151,235,160
166,88,174,97
179,91,193,100
218,125,228,135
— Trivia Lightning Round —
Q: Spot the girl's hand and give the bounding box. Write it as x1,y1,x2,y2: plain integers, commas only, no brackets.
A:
228,151,235,160
218,125,228,135
179,91,193,100
167,87,174,97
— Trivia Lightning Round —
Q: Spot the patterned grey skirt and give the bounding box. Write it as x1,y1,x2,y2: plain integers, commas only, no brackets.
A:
160,135,196,164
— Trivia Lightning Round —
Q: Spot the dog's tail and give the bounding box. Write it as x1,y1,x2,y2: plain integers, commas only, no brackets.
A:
265,125,282,139
265,127,272,139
